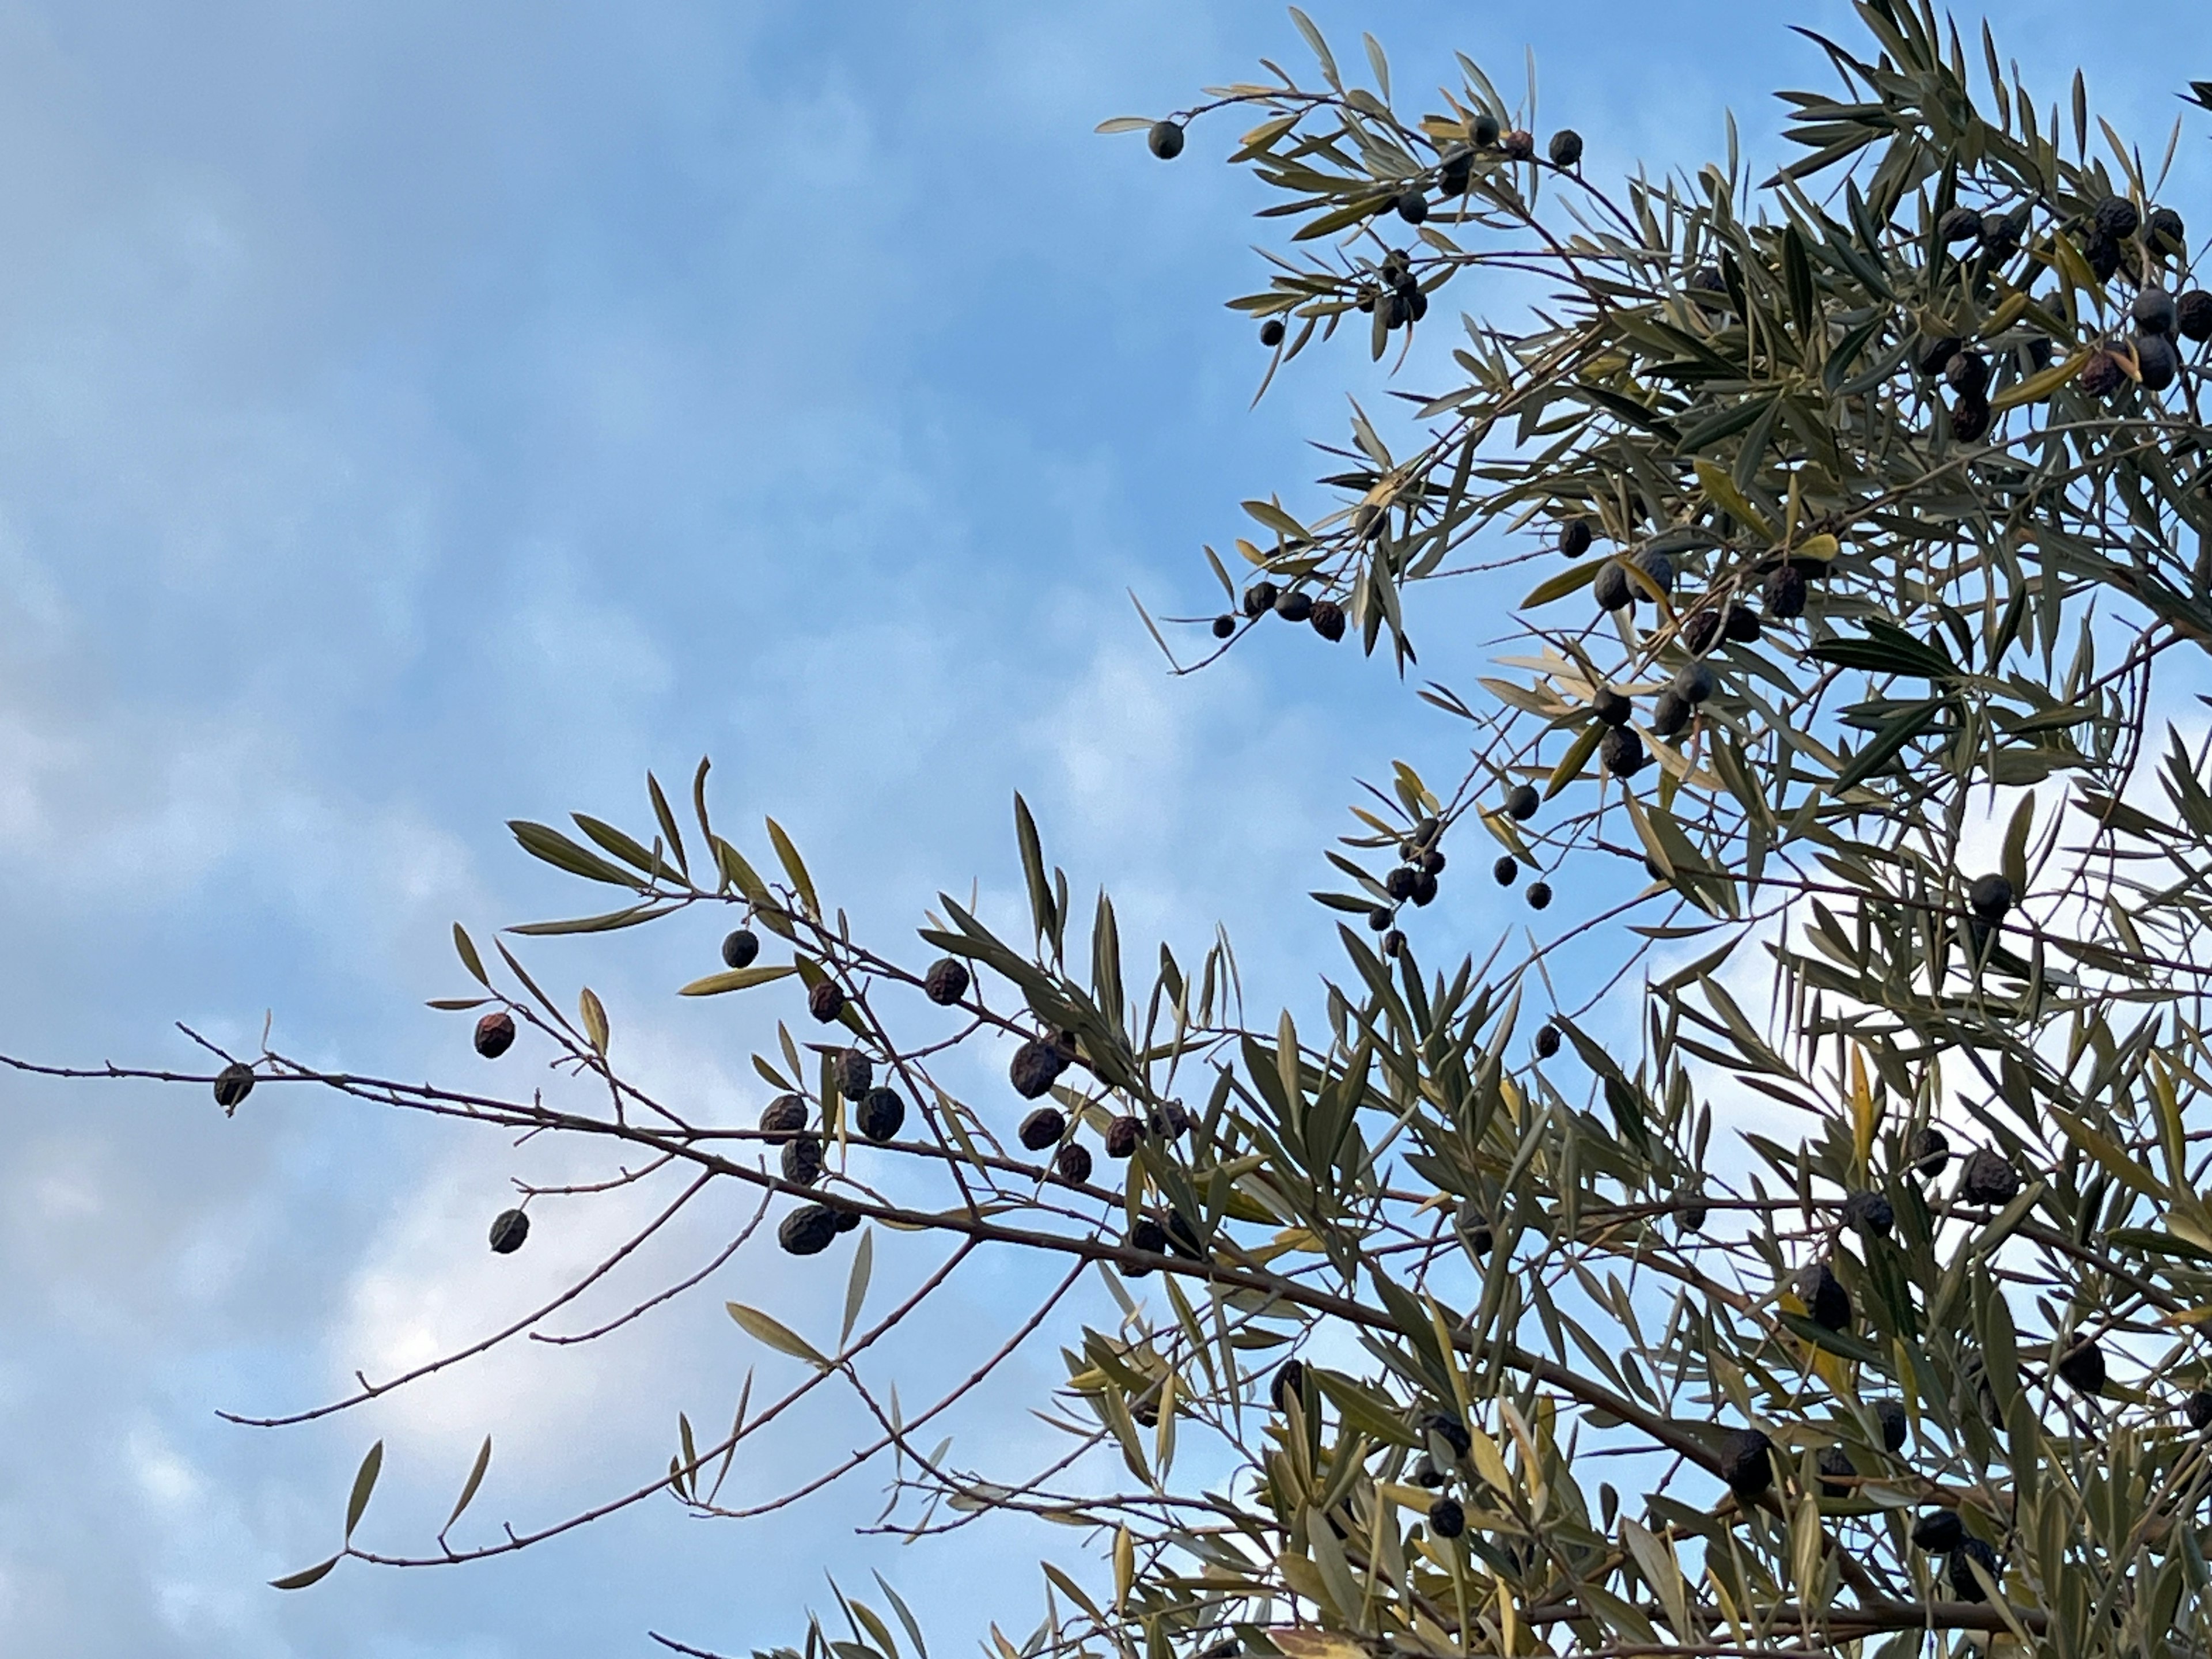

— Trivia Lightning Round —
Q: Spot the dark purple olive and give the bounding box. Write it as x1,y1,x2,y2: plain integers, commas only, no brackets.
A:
721,929,761,969
474,1014,516,1060
1018,1107,1067,1152
1010,1039,1070,1100
1718,1427,1772,1497
925,957,971,1006
488,1208,530,1255
778,1203,840,1256
857,1087,906,1143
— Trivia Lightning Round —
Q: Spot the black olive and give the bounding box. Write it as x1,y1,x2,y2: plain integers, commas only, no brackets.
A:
1500,129,1535,161
807,980,846,1022
924,957,971,1006
2135,287,2179,336
1275,589,1313,622
1968,873,2014,922
474,1013,516,1059
1147,121,1184,161
1165,1211,1205,1260
1535,1023,1561,1059
1506,784,1540,822
1944,351,1990,396
1471,113,1501,148
1211,614,1236,639
1411,1455,1445,1487
488,1208,529,1255
1593,562,1633,611
2078,349,2126,397
2186,1389,2212,1431
835,1048,873,1101
1650,689,1691,738
1242,581,1279,618
1124,1218,1168,1274
1600,727,1647,778
1525,880,1553,910
1309,600,1346,642
1010,1038,1070,1100
2088,232,2122,282
1547,130,1583,168
1427,1496,1466,1537
759,1094,808,1134
1679,1198,1707,1232
857,1087,906,1143
1718,1427,1774,1497
1636,550,1676,596
1672,662,1714,705
1877,1399,1909,1453
1395,190,1428,225
1419,849,1446,876
1816,1445,1856,1498
2178,290,2212,343
1270,1358,1305,1411
1560,518,1593,558
1259,318,1286,348
1723,604,1762,643
1437,149,1472,196
1460,1206,1494,1255
721,929,760,969
1795,1261,1852,1331
834,1206,861,1233
2148,206,2186,255
214,1060,257,1107
1411,871,1438,907
1762,565,1807,620
1054,1142,1093,1185
1949,1537,1999,1603
781,1133,824,1187
1842,1190,1895,1238
2093,195,2139,242
1915,335,1964,376
1937,205,1982,245
1424,1412,1472,1458
1381,929,1406,959
1367,906,1393,932
1105,1115,1144,1159
1681,608,1722,654
1908,1125,1951,1179
2138,332,2181,392
1948,393,1991,442
779,1203,840,1256
1911,1509,1965,1553
1493,855,1519,887
1959,1147,2021,1207
1592,685,1632,726
1386,866,1418,902
1018,1107,1067,1152
2056,1337,2107,1397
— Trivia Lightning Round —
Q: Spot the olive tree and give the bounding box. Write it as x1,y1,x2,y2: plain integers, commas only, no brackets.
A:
16,3,2212,1656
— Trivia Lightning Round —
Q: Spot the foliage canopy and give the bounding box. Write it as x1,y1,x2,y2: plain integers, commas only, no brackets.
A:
17,5,2212,1657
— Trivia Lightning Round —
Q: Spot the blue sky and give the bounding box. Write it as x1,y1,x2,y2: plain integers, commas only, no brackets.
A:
0,1,2203,1653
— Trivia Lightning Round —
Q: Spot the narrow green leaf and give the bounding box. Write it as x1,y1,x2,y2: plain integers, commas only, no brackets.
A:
453,923,489,986
680,963,798,997
344,1440,384,1542
270,1555,342,1590
728,1302,831,1368
842,1228,873,1350
442,1436,493,1535
764,819,820,919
